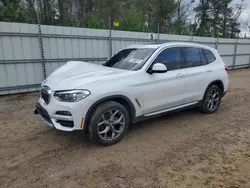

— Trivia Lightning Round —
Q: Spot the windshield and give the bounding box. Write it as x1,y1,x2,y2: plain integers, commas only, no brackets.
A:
104,48,156,71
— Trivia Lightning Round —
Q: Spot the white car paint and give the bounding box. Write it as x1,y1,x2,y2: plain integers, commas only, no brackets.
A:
36,42,229,132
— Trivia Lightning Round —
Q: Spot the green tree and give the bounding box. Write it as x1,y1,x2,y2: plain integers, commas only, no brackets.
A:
173,0,195,35
85,13,105,29
23,0,38,24
221,0,233,37
119,5,144,32
0,0,246,38
34,0,57,25
0,0,27,22
195,0,212,36
195,0,244,38
210,0,224,37
152,0,177,33
228,0,244,38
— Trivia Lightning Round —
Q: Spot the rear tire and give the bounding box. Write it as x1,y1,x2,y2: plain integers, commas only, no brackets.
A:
200,85,222,114
88,101,129,146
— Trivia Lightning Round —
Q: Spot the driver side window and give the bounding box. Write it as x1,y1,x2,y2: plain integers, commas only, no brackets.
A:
153,47,181,71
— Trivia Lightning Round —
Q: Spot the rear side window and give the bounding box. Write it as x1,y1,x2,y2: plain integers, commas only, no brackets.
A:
199,49,207,65
202,49,216,63
153,47,181,71
182,47,201,68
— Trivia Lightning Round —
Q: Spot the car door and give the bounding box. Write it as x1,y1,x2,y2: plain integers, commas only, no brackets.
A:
141,47,188,115
180,47,211,104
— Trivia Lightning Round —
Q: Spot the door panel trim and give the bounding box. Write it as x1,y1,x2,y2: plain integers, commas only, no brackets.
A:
144,101,199,117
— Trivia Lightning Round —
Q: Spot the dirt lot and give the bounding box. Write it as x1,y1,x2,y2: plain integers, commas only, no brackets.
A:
1,69,250,188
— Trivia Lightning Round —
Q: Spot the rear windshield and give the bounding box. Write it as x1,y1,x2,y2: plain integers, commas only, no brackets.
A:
104,48,156,71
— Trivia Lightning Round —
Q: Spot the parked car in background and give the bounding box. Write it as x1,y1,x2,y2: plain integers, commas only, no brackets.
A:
34,42,229,146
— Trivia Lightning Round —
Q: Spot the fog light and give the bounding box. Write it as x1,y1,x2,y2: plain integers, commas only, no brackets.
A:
56,120,74,128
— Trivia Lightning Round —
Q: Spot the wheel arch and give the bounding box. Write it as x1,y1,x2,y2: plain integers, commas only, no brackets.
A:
203,80,225,99
84,95,136,132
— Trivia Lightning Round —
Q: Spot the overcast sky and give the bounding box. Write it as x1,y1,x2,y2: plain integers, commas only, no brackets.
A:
232,0,250,33
189,0,250,33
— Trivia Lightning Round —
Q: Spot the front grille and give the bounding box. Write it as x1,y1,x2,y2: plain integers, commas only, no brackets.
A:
41,86,51,105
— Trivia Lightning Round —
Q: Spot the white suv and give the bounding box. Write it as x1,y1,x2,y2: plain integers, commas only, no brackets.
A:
35,42,229,146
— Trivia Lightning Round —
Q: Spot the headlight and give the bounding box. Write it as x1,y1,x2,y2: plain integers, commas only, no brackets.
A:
54,90,90,102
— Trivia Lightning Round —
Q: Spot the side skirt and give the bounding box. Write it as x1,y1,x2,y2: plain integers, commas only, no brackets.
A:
133,101,202,124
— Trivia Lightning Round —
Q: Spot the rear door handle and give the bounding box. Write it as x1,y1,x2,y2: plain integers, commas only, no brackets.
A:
176,73,185,78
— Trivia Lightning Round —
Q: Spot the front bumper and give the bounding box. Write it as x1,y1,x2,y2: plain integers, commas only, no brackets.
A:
34,96,88,131
34,103,54,127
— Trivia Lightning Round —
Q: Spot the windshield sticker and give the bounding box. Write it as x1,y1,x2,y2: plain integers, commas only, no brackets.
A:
129,58,143,64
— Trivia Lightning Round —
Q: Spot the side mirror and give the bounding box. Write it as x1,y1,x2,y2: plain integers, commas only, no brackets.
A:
148,63,167,74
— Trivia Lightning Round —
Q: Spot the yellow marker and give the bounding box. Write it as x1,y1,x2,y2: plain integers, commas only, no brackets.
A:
80,117,84,129
217,32,223,36
114,21,120,27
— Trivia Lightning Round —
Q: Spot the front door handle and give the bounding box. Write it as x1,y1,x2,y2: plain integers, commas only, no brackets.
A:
176,73,185,78
206,69,212,72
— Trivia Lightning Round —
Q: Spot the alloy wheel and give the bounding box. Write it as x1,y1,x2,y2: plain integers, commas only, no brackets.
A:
206,87,220,111
97,109,125,141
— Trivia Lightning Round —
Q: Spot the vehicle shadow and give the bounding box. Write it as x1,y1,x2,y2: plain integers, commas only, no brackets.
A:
52,129,98,147
128,108,202,133
46,108,202,148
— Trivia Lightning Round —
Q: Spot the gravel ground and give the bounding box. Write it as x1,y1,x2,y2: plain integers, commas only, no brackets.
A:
1,69,250,188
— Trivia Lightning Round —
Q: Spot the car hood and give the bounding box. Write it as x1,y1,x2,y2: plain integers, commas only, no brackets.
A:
42,61,128,91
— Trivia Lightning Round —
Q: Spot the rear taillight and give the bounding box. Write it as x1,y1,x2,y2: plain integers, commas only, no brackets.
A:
225,64,228,72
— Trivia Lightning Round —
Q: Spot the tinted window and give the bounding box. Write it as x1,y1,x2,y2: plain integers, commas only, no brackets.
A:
153,48,181,71
202,49,216,63
104,48,155,71
199,48,207,65
182,47,201,68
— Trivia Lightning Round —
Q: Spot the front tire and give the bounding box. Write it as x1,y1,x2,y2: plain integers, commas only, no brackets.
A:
88,101,129,146
201,85,222,114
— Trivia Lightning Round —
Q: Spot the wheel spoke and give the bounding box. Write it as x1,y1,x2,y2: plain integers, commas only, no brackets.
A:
113,110,119,116
213,93,219,101
212,100,217,109
99,126,110,134
208,90,213,97
101,114,105,120
212,89,217,95
111,130,115,140
108,110,115,121
113,128,122,133
213,92,219,98
207,100,213,109
213,97,219,102
114,115,124,125
104,132,107,140
100,114,109,124
98,121,105,126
